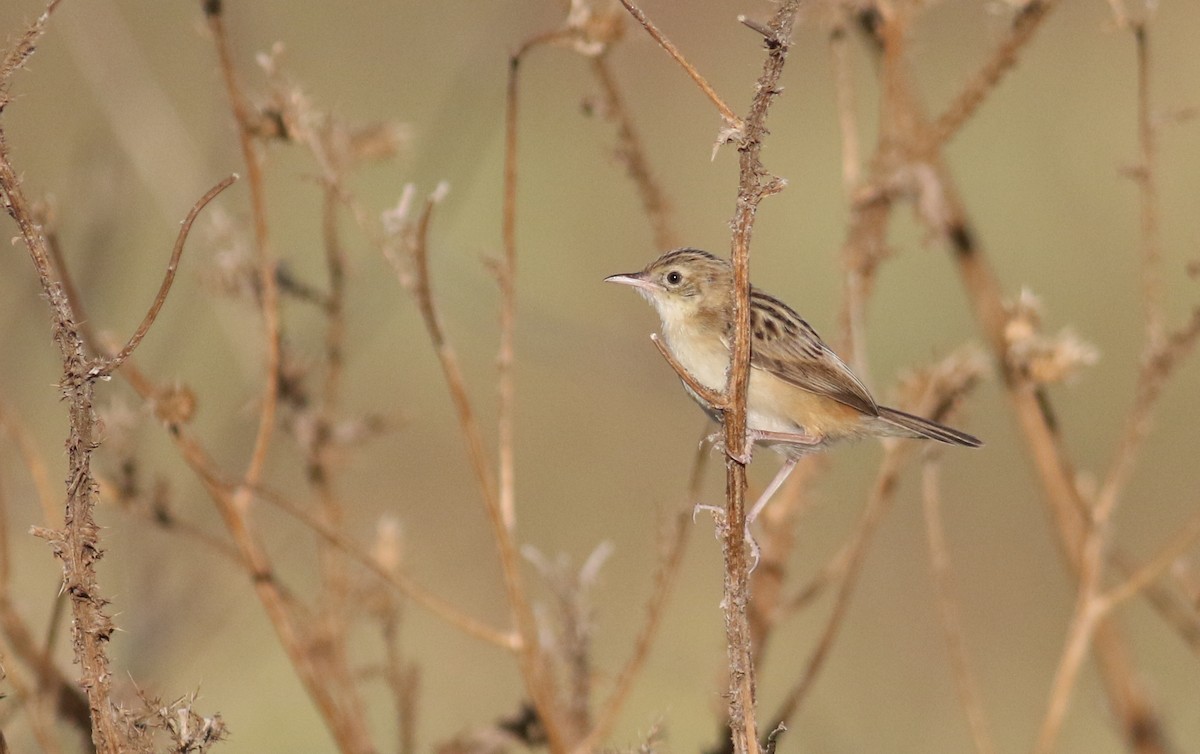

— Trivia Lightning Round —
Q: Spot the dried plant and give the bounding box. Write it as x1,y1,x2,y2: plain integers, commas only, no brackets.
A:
0,1,1198,753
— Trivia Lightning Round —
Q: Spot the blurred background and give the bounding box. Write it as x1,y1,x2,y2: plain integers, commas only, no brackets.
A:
0,0,1198,751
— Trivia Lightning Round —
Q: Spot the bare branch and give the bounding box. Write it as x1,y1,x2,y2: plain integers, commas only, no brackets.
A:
615,0,743,132
720,6,803,752
99,175,238,376
590,55,679,251
921,0,1057,152
387,186,567,749
0,0,63,104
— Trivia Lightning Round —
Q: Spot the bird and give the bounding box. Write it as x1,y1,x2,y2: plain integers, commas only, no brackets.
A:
606,247,980,543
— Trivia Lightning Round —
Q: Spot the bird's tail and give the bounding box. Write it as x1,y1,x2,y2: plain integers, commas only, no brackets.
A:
876,406,982,447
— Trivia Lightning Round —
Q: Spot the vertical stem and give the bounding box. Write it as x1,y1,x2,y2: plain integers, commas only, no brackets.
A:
0,131,121,753
204,2,282,501
1133,22,1163,352
721,7,802,752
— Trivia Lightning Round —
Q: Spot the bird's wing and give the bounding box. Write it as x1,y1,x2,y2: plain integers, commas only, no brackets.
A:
725,289,879,416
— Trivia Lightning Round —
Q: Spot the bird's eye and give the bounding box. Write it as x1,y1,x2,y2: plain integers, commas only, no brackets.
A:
665,270,683,286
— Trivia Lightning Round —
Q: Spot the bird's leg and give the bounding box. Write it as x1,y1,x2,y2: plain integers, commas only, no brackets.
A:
749,428,824,448
747,456,800,525
744,456,799,572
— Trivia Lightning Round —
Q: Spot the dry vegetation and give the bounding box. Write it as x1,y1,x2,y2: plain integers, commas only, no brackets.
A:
0,1,1198,753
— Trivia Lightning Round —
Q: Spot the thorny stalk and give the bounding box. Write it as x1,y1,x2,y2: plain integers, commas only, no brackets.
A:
0,6,228,745
719,7,803,753
42,182,377,753
0,432,91,743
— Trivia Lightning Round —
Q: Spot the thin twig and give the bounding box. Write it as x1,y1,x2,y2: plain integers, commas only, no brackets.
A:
1034,503,1110,754
1102,496,1200,612
203,7,376,749
650,334,728,408
576,445,705,751
766,442,908,733
308,174,369,738
828,17,862,197
1091,22,1182,526
615,0,743,131
589,55,678,251
1132,20,1163,350
204,0,283,507
392,188,567,749
99,175,237,376
499,50,521,533
0,0,63,103
251,485,516,650
921,0,1057,153
921,459,996,754
0,400,58,528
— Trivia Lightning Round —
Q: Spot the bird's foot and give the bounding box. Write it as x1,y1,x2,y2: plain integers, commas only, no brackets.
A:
692,502,761,572
703,431,757,465
746,527,762,573
692,502,725,524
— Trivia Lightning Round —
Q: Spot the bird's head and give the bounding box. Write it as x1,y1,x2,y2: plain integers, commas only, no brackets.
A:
605,248,733,329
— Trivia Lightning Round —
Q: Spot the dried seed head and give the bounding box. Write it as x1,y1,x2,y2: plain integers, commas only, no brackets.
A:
1005,288,1099,384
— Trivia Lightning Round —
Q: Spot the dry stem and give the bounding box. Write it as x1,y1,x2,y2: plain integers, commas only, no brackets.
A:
0,123,120,752
393,188,566,749
921,459,995,754
720,6,803,752
615,0,743,132
589,55,678,251
921,0,1058,153
203,0,283,507
99,175,238,375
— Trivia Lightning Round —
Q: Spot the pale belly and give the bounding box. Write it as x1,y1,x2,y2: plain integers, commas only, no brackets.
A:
663,327,807,435
662,324,868,443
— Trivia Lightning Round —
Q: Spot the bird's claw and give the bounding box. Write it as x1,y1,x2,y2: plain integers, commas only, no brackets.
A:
692,502,724,524
691,503,762,573
702,431,756,465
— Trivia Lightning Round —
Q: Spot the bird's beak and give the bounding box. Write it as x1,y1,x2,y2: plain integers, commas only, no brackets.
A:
604,272,661,293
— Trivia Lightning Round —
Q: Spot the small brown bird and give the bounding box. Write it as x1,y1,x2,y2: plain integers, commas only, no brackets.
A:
606,248,980,529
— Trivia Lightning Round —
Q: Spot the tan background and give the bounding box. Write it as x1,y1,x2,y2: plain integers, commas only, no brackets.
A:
0,1,1198,752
